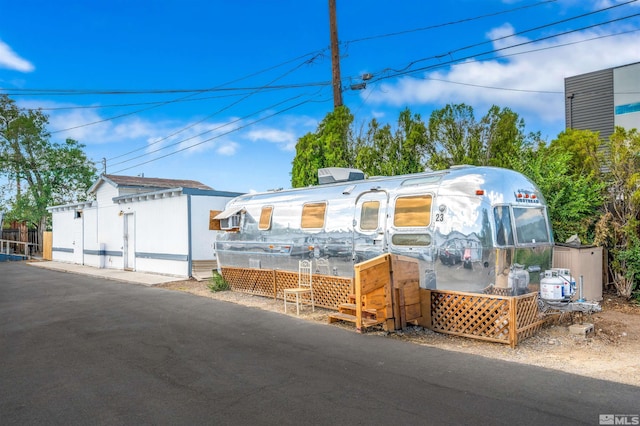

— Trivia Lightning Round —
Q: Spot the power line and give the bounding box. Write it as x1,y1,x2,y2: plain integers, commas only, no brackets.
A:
356,0,639,80
55,5,640,172
1,0,568,98
107,54,325,163
345,0,558,44
49,52,330,135
22,91,293,111
370,11,640,84
5,0,637,175
404,28,640,95
110,94,332,175
108,93,310,168
4,81,330,97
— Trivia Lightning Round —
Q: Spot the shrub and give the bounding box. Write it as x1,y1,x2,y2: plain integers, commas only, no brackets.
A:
208,271,230,292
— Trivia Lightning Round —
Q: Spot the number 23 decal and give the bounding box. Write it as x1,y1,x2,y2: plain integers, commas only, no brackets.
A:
435,213,444,222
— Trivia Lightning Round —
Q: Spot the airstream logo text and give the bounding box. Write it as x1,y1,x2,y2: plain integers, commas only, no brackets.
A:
514,189,540,204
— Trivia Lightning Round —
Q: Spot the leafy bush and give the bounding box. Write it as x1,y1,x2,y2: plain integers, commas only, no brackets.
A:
208,271,230,292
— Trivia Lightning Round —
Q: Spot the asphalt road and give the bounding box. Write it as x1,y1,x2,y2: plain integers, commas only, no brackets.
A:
1,262,638,425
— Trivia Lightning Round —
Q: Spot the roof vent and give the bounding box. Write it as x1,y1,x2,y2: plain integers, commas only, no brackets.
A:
318,167,365,185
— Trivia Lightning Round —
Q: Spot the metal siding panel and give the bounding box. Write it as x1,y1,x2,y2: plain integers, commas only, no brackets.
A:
565,68,614,139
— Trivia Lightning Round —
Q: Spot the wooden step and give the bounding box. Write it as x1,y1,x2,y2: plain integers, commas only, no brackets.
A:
191,259,218,282
328,312,379,327
337,303,378,318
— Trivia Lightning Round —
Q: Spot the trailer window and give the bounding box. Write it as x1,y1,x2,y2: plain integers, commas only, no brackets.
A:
513,207,549,244
391,233,431,246
258,206,273,230
394,195,432,227
301,202,326,229
360,201,380,231
494,206,514,246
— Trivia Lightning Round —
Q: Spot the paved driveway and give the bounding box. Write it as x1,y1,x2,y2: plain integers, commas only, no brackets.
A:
1,262,638,425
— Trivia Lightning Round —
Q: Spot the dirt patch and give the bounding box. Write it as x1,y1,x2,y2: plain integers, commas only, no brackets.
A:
157,280,640,387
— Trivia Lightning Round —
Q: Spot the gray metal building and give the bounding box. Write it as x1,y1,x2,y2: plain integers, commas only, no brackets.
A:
565,62,640,140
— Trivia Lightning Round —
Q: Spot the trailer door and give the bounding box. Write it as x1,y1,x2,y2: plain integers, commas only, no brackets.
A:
353,191,388,263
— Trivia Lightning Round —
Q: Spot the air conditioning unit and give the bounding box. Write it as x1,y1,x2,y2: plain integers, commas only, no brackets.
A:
220,214,241,230
318,167,365,185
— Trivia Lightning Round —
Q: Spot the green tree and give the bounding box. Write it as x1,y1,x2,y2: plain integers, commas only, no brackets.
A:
594,127,640,299
516,142,605,244
424,103,535,170
549,128,601,176
291,106,353,187
0,95,97,249
353,109,428,176
479,105,534,170
425,103,477,170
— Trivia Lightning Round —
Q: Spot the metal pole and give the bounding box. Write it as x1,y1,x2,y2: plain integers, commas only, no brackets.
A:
578,275,585,302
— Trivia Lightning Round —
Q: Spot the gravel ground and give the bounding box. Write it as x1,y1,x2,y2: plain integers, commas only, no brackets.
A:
157,279,640,387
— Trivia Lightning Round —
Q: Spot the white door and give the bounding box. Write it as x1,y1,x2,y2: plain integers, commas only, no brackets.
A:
123,213,135,270
73,211,84,264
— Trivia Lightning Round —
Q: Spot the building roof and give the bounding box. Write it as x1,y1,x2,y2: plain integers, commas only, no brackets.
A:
90,174,213,193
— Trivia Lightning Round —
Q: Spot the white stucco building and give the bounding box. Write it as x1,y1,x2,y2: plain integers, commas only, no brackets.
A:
47,175,243,278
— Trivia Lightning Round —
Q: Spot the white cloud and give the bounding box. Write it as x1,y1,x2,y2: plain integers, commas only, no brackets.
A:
0,40,34,72
217,141,239,155
247,127,299,151
594,0,640,8
365,24,640,126
43,106,225,151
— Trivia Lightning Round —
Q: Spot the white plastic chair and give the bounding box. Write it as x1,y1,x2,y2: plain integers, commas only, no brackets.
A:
284,260,314,315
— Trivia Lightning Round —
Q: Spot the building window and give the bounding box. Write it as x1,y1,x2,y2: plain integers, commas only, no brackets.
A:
301,202,326,229
393,195,432,227
259,206,273,230
513,207,550,244
391,233,432,246
494,206,514,246
360,201,380,231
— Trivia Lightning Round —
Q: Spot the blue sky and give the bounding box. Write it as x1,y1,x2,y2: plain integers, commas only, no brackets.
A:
1,0,639,194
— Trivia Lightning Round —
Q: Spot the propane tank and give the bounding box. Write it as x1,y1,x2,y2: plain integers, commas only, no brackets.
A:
551,268,575,300
508,264,530,295
540,270,564,301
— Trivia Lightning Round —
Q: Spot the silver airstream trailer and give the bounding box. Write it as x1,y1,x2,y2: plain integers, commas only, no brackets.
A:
213,166,553,293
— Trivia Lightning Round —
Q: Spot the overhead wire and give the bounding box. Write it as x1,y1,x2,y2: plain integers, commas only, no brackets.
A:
88,3,640,171
5,1,637,172
108,93,311,168
48,48,330,134
353,0,638,80
110,93,333,174
346,0,558,44
108,53,328,163
368,11,640,84
378,27,640,96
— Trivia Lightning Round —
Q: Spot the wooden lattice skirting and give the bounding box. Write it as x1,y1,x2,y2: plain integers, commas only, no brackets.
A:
222,266,545,347
221,267,352,310
427,289,545,348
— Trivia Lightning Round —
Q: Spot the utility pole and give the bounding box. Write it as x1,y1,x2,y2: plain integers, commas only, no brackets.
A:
329,0,343,108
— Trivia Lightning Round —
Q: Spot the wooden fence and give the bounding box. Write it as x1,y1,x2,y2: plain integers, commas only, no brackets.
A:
221,267,353,310
423,288,545,348
43,231,53,260
221,255,546,347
